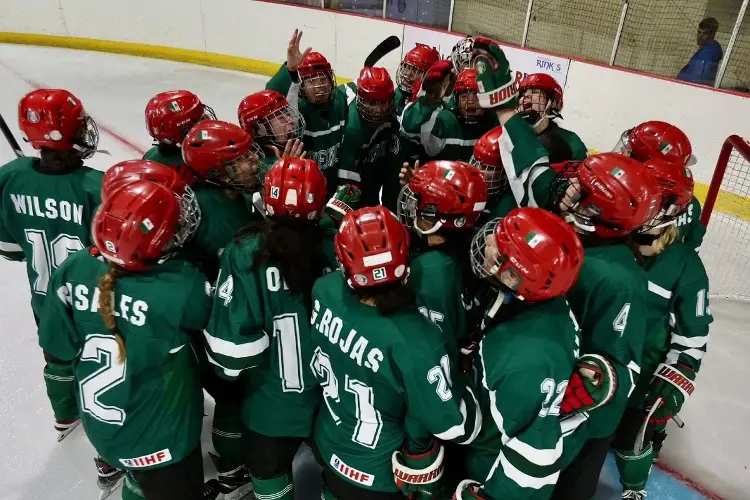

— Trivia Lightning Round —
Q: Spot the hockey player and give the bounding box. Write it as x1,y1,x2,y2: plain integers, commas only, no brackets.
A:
180,120,263,498
205,157,334,500
395,43,440,114
0,89,103,441
611,159,712,500
266,33,349,195
143,90,215,181
38,179,209,500
548,154,662,498
310,206,481,499
451,36,475,72
396,160,487,342
453,207,585,499
401,67,496,162
517,73,588,162
237,89,306,157
613,120,704,251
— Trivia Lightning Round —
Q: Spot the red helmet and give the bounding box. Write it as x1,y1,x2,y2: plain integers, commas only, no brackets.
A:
357,67,395,126
144,90,215,145
518,73,564,113
298,52,335,103
182,120,261,191
18,89,99,157
470,127,507,197
616,121,694,166
471,207,584,302
642,158,694,222
396,44,440,92
263,158,327,220
335,206,410,289
454,69,480,94
237,90,305,149
397,160,488,233
551,153,662,238
92,181,193,271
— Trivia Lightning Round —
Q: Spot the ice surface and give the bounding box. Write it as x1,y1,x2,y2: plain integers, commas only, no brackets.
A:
0,43,718,499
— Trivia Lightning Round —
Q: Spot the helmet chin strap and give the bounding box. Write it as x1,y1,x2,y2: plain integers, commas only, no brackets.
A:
415,219,444,236
480,287,515,331
564,212,596,233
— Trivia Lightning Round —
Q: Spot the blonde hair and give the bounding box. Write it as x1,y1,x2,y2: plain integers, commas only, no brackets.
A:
650,224,680,256
98,265,126,364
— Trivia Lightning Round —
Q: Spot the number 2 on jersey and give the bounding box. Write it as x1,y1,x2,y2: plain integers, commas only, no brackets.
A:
79,334,127,426
310,347,383,449
25,229,84,294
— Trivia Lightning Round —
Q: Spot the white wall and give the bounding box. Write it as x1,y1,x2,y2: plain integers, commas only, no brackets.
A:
1,0,749,497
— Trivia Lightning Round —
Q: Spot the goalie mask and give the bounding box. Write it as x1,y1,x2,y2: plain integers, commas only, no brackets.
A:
396,44,440,93
19,89,100,158
517,73,563,133
454,69,484,123
145,90,215,146
470,207,584,302
182,120,264,193
238,90,305,150
550,153,662,238
357,67,395,127
335,206,411,289
92,180,197,271
298,52,335,104
470,126,508,198
614,120,696,167
101,160,201,242
451,36,475,72
397,160,487,235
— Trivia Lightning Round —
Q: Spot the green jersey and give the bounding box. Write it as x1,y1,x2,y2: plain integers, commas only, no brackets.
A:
478,192,519,227
399,96,497,161
395,87,410,116
537,122,588,163
630,242,712,404
205,234,334,437
675,197,705,252
38,249,209,470
466,298,584,499
181,185,254,281
309,272,481,492
567,245,648,438
0,157,103,316
410,248,469,343
142,145,184,168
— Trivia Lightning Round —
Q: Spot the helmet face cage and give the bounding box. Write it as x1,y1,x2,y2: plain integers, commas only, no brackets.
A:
301,72,335,104
357,96,393,126
255,105,305,148
470,218,523,293
223,144,265,193
451,38,474,71
396,185,419,230
550,165,624,235
456,91,484,122
174,185,201,246
469,156,508,197
73,114,100,159
518,88,555,127
396,62,427,93
613,128,634,157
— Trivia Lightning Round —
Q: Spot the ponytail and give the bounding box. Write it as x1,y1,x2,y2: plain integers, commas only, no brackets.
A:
98,265,126,364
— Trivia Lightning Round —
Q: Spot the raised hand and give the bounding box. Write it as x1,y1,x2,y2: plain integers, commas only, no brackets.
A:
287,29,312,72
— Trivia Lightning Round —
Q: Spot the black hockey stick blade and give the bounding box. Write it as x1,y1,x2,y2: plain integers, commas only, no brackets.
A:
364,36,401,68
0,112,23,158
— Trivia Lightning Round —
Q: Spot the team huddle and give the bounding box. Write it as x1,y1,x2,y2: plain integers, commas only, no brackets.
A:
0,31,712,500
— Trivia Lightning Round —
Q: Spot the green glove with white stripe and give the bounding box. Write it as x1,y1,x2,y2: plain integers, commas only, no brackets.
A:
471,37,519,110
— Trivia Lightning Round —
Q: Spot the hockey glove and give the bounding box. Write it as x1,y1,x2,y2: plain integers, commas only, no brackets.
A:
325,184,362,225
392,440,445,498
417,59,456,104
644,363,695,425
561,353,617,415
471,37,518,110
453,479,491,499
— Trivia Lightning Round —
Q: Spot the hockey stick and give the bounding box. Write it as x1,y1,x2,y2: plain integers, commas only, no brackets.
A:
364,36,401,68
633,399,662,454
0,112,23,158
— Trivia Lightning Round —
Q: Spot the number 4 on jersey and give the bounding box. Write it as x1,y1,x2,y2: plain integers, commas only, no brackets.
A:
613,303,631,336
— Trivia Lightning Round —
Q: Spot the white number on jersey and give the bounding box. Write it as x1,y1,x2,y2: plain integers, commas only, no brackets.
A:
274,313,304,393
79,334,127,425
696,289,709,317
613,303,631,336
418,306,445,330
427,354,453,402
217,275,234,306
539,378,568,417
25,229,84,294
310,347,383,449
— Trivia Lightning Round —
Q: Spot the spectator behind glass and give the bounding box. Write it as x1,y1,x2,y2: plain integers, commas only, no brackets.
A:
678,17,723,86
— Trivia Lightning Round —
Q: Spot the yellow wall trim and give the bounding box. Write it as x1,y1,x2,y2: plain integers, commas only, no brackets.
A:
0,32,353,85
1,31,747,221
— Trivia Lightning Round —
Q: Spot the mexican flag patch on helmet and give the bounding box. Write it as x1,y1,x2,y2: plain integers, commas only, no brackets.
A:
525,231,543,248
140,218,154,233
